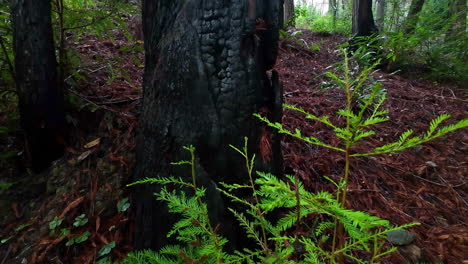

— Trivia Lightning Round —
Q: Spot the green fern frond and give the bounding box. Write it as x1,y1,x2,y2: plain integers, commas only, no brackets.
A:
354,130,376,141
426,114,451,137
229,208,264,247
362,116,388,126
158,245,183,256
125,249,178,264
356,117,467,156
337,109,357,119
284,104,338,129
217,182,252,191
315,221,335,237
170,160,191,166
127,176,193,188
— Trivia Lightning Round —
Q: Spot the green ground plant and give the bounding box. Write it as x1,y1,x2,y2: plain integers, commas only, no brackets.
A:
125,141,414,264
121,50,466,264
295,5,351,35
0,2,14,88
51,0,139,85
381,15,467,84
255,50,467,261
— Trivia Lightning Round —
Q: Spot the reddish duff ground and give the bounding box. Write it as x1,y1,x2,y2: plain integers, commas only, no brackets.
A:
276,31,467,263
0,29,466,263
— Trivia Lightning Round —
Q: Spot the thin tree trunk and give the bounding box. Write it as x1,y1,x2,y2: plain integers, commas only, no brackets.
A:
352,0,378,36
329,0,338,28
284,0,295,27
403,0,425,34
446,0,466,41
11,0,65,172
376,0,386,30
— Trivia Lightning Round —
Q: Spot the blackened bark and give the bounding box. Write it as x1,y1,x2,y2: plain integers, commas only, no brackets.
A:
12,0,65,173
403,0,425,34
352,0,378,36
133,0,283,250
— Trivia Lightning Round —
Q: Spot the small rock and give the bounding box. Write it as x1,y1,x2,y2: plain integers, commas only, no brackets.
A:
387,229,416,246
399,244,422,262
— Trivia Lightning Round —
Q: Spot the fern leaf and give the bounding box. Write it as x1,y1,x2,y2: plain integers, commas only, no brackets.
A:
426,114,451,137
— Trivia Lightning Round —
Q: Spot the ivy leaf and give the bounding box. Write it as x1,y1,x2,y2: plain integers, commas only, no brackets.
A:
74,231,91,244
117,198,130,212
49,216,63,230
65,238,75,247
60,228,70,237
73,214,88,227
98,241,116,257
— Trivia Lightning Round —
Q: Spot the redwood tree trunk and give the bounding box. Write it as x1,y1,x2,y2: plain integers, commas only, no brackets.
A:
11,0,65,172
376,0,386,30
403,0,425,34
446,0,466,41
352,0,378,36
133,0,283,250
284,0,295,27
329,0,338,28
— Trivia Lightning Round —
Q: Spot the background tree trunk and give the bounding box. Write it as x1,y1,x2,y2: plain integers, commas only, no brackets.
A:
329,0,338,28
133,0,283,250
446,0,466,41
352,0,378,36
284,0,295,27
11,0,65,173
403,0,425,34
376,0,386,30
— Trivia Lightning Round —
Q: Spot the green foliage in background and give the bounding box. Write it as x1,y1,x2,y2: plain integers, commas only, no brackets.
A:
379,0,468,84
294,0,467,85
295,5,351,35
106,48,466,264
52,0,138,42
0,1,14,88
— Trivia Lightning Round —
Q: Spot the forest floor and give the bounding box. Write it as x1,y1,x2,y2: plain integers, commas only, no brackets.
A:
0,29,467,264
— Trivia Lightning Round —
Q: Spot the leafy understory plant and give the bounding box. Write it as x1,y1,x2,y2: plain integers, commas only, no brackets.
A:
121,51,467,264
124,139,416,264
254,49,468,262
126,146,228,263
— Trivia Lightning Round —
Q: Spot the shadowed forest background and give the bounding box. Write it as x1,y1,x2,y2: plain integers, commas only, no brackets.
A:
0,0,467,263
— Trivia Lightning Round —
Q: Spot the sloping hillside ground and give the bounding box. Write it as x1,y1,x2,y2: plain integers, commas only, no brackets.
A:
0,30,466,263
276,31,467,263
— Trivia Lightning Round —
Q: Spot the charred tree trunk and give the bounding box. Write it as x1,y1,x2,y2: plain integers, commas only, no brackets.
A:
133,0,283,250
352,0,378,36
403,0,425,34
284,0,295,27
11,0,65,173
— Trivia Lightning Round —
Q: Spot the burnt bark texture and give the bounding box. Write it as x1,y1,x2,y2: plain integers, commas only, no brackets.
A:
352,0,378,36
11,0,65,173
133,0,283,250
403,0,425,34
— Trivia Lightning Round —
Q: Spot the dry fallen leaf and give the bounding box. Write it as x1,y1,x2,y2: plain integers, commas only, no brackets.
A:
77,150,92,162
84,138,101,149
